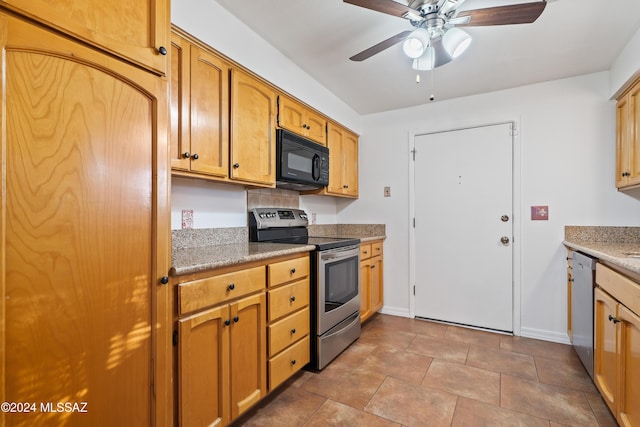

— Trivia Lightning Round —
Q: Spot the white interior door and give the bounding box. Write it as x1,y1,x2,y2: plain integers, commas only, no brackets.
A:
414,123,513,332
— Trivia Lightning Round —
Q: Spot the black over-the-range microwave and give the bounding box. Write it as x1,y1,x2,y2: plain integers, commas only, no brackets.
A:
276,129,329,191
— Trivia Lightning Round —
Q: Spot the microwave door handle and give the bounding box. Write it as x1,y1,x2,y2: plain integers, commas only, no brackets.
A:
312,154,320,181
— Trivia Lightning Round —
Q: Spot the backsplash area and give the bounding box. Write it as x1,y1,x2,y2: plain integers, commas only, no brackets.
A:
247,188,299,210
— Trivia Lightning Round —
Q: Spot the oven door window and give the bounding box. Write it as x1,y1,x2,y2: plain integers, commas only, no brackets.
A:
324,256,358,313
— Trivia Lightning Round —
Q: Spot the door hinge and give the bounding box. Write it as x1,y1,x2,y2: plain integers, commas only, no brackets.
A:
411,148,416,161
413,285,416,296
172,330,178,347
413,217,416,228
510,124,519,136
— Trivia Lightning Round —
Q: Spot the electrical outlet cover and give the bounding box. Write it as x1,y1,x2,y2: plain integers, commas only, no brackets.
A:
182,210,194,229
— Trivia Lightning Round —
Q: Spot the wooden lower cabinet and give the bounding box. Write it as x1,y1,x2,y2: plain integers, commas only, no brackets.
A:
594,263,640,426
1,12,170,427
266,254,311,391
360,241,384,323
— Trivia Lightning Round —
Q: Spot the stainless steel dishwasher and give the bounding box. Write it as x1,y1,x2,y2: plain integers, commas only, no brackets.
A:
571,251,597,379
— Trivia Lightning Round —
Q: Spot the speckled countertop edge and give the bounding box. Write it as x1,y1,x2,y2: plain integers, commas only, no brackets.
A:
563,226,640,275
171,242,316,276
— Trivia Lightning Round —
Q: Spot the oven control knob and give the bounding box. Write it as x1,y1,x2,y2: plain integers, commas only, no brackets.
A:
259,213,266,218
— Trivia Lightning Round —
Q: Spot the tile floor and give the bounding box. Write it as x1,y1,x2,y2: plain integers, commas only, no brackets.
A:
232,314,617,426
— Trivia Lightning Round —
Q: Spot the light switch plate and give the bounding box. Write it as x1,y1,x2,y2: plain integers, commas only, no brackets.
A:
531,205,548,221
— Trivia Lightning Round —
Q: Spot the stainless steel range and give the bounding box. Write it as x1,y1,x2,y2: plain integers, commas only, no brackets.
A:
249,208,361,370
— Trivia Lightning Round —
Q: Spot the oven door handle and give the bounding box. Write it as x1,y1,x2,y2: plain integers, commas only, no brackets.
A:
322,312,360,339
321,248,359,262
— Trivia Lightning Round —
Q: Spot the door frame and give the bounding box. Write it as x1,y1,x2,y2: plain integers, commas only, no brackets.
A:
408,118,523,336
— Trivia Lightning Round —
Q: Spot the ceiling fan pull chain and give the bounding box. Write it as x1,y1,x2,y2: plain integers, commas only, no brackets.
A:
416,73,420,84
429,68,435,102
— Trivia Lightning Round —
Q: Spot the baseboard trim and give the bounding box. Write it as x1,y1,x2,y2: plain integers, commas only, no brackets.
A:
520,327,571,344
379,306,411,318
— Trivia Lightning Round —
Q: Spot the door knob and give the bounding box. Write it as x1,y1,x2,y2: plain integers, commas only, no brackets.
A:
501,215,509,222
500,236,510,244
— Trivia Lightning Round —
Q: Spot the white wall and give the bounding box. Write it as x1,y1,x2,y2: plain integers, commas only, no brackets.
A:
610,26,640,98
337,71,640,341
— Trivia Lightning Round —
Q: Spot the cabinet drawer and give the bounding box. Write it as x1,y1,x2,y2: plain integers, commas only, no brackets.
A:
268,335,310,391
268,307,310,357
360,244,372,260
372,241,383,256
179,266,265,314
267,278,310,321
268,256,309,287
596,263,640,316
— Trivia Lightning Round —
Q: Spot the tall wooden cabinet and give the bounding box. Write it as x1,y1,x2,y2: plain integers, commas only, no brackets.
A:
0,10,170,427
616,78,640,189
322,122,359,198
170,31,230,178
594,263,640,426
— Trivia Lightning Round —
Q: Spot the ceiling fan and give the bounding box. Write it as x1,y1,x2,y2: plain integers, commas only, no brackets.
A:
345,0,547,70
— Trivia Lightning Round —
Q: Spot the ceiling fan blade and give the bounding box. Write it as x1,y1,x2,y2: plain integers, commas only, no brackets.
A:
344,0,416,19
456,1,546,26
350,30,413,61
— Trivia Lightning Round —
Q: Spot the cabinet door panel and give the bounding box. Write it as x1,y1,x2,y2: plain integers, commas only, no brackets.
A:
230,293,266,419
305,110,327,145
2,13,169,426
618,304,640,427
278,95,305,134
594,288,619,414
179,306,230,427
1,0,169,74
343,131,359,197
326,123,345,194
170,32,191,170
189,45,229,177
370,256,384,313
628,84,640,186
360,260,372,322
230,69,275,186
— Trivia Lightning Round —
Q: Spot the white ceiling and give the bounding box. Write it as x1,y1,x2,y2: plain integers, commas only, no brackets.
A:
214,0,640,115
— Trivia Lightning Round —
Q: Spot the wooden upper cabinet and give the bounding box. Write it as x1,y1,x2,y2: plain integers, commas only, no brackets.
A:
277,95,327,145
230,69,276,187
1,0,170,75
616,79,640,189
170,31,230,179
322,122,359,198
1,12,170,426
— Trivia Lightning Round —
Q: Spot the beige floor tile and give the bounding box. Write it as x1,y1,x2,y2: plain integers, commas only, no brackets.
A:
422,359,501,405
357,323,417,350
328,339,377,368
305,399,401,427
375,315,449,338
445,325,503,349
535,355,598,393
232,385,325,426
501,374,598,426
500,335,577,362
451,396,550,426
407,334,470,364
585,392,618,427
300,362,387,410
466,345,538,381
359,345,433,384
364,376,457,426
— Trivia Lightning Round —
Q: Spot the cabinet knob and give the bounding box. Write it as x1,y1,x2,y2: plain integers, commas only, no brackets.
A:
160,276,169,285
183,152,190,158
224,319,231,326
290,359,297,366
290,295,296,303
290,267,296,274
158,46,167,55
233,316,239,323
608,314,621,324
291,328,296,334
192,153,199,160
363,251,368,255
227,283,235,291
233,163,240,169
343,185,348,189
371,265,375,269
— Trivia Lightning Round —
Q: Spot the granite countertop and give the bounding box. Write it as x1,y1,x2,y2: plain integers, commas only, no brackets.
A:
170,223,386,276
171,242,315,276
563,226,640,275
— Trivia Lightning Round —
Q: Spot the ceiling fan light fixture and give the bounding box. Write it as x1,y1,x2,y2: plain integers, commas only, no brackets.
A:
402,28,429,58
412,46,435,71
443,27,472,58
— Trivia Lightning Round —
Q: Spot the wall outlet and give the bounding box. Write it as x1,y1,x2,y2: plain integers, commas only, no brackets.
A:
384,186,391,197
182,209,194,229
310,213,317,225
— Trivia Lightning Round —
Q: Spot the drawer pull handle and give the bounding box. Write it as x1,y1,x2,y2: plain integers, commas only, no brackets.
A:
224,319,231,326
291,359,297,366
233,316,239,323
228,283,235,291
291,328,296,334
290,267,296,274
608,315,621,324
290,296,296,303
